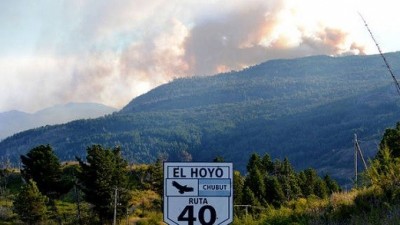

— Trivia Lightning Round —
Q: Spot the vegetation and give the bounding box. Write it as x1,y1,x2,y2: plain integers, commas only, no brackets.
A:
1,53,400,186
234,153,340,210
0,53,400,224
13,179,48,225
0,142,341,224
1,120,400,224
20,145,71,199
77,145,131,224
230,121,400,225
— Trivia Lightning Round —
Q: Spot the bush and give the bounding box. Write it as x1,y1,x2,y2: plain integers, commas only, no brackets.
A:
0,206,15,222
135,211,162,225
326,190,358,221
13,179,48,224
354,187,384,213
232,214,265,225
130,189,161,216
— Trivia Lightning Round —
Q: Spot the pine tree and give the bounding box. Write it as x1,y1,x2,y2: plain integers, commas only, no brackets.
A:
278,158,301,201
13,179,48,225
264,175,285,207
298,168,330,198
246,153,263,172
323,174,341,194
77,145,131,223
20,145,67,198
241,186,260,207
148,159,163,196
244,167,266,204
378,122,400,159
261,153,274,174
368,146,400,191
244,153,266,204
298,169,318,197
233,170,244,205
314,179,328,199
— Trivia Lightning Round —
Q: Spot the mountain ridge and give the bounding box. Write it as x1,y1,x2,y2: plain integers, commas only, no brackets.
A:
121,53,397,114
1,53,400,185
0,102,117,140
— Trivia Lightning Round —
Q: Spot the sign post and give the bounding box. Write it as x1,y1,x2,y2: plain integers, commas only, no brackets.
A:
163,162,233,225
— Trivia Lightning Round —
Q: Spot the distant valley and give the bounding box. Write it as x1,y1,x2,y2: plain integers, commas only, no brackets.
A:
1,53,400,185
0,102,116,140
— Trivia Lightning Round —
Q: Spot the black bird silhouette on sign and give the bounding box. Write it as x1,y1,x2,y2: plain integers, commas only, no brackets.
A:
172,181,194,194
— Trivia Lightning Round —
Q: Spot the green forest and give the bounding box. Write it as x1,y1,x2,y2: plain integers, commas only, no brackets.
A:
1,53,400,187
1,122,400,224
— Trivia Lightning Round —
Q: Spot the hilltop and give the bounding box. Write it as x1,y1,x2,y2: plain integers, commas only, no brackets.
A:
1,53,399,184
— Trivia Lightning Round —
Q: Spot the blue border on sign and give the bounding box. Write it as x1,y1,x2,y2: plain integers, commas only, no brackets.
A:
163,162,234,225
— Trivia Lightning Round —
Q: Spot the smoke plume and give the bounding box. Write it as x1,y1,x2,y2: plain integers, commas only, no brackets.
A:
0,0,368,112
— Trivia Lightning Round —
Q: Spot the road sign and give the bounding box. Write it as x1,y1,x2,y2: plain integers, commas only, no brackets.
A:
164,162,233,225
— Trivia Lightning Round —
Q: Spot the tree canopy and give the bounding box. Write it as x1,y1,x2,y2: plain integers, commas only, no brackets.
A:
13,179,48,225
2,53,400,187
77,145,130,224
20,145,68,198
378,122,400,159
238,153,340,208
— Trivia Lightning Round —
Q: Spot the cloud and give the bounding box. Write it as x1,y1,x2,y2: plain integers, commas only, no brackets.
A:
0,0,373,112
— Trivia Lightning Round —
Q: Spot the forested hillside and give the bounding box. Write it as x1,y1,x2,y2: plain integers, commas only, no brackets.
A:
1,53,400,185
2,123,400,224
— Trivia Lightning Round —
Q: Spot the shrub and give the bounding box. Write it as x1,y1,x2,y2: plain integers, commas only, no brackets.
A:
13,179,48,224
135,211,162,225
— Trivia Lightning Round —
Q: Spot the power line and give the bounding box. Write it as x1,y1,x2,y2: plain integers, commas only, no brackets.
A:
359,12,400,96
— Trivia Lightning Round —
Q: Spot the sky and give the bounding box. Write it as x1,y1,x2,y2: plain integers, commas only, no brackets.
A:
1,0,400,113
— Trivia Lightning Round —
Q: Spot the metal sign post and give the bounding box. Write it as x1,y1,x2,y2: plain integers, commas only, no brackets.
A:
163,162,233,225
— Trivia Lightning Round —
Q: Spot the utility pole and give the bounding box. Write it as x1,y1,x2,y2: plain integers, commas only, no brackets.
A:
74,183,82,225
354,134,358,187
354,133,368,188
113,187,118,225
126,207,129,225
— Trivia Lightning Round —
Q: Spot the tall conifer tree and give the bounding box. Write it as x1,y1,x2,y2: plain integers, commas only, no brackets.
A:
77,145,130,223
20,145,67,198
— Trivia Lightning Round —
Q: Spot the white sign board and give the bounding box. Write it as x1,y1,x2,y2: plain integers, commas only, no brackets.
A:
164,162,233,225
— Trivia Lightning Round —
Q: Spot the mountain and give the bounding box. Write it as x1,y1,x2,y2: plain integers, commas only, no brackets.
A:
0,102,117,140
1,53,400,185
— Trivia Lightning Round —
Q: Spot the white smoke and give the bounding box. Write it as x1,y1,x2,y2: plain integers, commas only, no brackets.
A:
2,0,393,112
